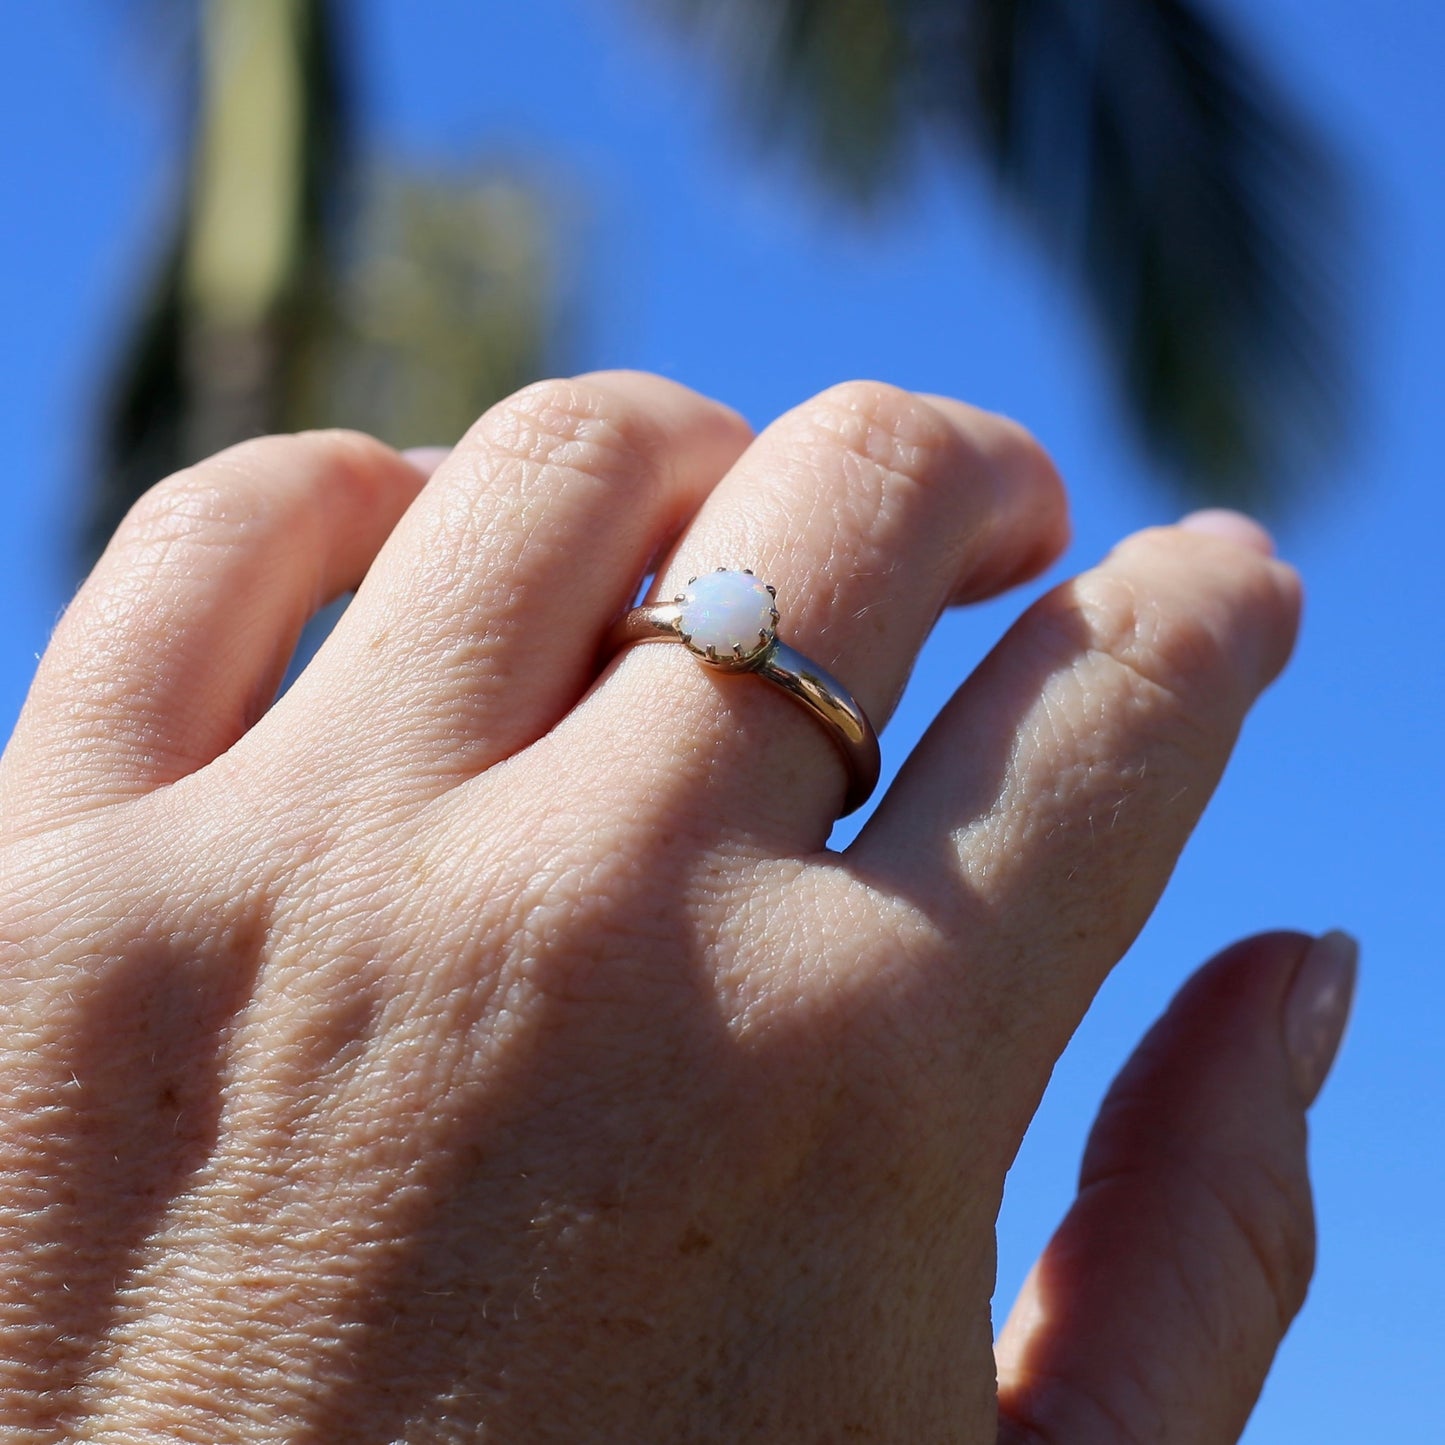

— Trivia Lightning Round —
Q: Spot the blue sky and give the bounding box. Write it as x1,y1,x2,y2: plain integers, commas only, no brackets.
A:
1,2,1440,1437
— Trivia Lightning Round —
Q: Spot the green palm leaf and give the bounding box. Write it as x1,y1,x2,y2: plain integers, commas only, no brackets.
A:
654,0,1351,506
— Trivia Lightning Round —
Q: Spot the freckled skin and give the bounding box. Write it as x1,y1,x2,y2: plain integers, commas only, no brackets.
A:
0,377,1320,1443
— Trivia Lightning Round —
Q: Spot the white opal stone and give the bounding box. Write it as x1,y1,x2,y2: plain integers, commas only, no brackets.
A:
678,569,777,662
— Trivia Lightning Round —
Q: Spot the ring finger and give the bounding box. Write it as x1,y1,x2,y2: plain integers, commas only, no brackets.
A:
560,381,1069,849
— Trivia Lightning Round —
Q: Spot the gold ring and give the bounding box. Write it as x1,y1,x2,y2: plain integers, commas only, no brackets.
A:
606,568,881,816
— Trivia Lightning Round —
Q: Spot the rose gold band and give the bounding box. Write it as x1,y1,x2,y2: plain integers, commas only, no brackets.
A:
605,599,881,818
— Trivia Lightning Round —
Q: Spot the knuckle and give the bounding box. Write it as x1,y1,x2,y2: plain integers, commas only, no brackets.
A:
476,376,669,485
1000,1372,1154,1445
798,386,1065,552
812,377,920,422
804,380,959,490
121,470,250,545
208,429,390,510
1049,563,1246,740
120,431,377,549
1202,1152,1317,1329
967,410,1063,505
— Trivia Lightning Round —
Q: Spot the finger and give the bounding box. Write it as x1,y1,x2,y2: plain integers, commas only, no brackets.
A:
856,518,1301,1071
995,930,1356,1445
572,381,1068,844
1,432,433,827
301,371,752,791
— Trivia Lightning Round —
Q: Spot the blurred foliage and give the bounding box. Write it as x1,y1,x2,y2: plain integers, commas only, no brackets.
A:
301,175,554,451
91,0,1350,565
651,0,1350,507
88,0,554,564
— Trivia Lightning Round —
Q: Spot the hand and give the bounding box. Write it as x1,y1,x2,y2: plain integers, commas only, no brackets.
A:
0,375,1347,1442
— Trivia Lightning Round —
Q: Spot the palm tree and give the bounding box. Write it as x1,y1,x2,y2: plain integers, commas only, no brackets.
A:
89,0,1348,563
88,0,554,562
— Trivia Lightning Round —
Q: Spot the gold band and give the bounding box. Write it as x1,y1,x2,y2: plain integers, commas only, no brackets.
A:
606,584,881,817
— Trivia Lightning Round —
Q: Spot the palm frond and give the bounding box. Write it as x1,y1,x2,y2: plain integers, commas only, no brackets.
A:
654,0,1351,507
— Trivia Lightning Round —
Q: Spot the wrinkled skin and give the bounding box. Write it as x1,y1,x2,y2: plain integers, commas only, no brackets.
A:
0,376,1327,1443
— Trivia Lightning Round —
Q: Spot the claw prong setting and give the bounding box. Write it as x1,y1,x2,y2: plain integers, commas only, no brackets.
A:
674,568,779,668
609,565,879,817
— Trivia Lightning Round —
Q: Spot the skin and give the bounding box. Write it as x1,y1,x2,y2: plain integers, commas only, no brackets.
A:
0,373,1326,1442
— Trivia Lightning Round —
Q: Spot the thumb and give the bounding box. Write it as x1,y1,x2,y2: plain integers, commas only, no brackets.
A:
995,930,1357,1445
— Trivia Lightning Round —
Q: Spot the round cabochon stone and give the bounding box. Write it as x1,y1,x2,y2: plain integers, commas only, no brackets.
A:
678,570,778,662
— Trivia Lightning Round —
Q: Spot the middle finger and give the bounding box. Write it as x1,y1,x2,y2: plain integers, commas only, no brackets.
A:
270,371,751,796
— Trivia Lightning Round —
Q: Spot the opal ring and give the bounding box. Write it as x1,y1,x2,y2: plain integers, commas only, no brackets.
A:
606,568,881,816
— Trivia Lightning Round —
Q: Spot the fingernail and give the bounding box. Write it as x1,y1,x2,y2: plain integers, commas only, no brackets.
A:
402,446,453,476
1177,509,1277,556
1283,930,1358,1106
